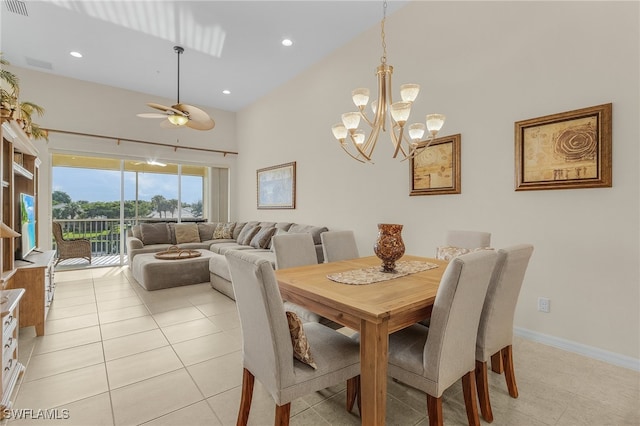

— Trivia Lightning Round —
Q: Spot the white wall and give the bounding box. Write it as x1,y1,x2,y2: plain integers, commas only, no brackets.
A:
11,66,239,247
236,2,639,362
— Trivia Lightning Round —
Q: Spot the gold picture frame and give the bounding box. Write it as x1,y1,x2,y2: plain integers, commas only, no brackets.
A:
410,134,461,196
515,103,612,191
257,162,296,209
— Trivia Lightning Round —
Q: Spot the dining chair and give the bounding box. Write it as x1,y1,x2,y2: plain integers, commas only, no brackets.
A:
272,233,322,323
321,230,360,262
475,244,534,422
225,250,361,426
445,230,491,249
350,250,498,426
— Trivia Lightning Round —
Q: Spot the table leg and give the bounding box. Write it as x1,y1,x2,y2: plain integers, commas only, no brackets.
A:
359,319,389,426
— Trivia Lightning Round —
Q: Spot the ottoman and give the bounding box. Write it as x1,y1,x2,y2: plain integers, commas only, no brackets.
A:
132,249,214,291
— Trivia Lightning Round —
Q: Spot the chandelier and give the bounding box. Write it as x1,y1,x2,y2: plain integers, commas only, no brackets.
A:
331,1,445,163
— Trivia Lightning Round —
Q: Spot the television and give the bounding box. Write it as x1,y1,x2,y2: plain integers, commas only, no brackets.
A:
18,193,37,259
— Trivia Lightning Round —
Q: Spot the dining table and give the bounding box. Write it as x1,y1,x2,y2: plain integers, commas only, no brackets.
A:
275,254,448,426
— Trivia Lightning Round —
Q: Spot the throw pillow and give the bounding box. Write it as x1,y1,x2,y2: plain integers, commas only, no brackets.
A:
140,223,169,245
131,225,142,240
213,222,226,239
197,223,218,241
286,311,317,369
237,225,261,246
175,223,200,244
435,246,470,261
250,227,277,249
269,228,290,251
233,222,247,240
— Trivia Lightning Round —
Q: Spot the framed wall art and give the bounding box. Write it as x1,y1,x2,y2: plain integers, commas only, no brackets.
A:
257,161,296,209
515,103,612,191
409,134,461,196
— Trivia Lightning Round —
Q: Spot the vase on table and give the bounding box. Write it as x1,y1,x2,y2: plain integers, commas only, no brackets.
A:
373,223,405,273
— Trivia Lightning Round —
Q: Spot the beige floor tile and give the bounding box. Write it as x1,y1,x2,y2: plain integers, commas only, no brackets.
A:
34,326,102,355
54,271,92,283
23,342,104,382
110,369,203,426
91,267,129,280
93,282,134,294
207,311,241,331
161,317,222,344
46,303,98,321
172,330,242,366
94,288,138,302
45,312,99,334
53,286,95,300
187,352,242,398
152,306,206,328
100,315,157,340
193,297,238,317
103,329,169,361
106,345,183,389
97,295,143,312
98,304,150,324
141,400,222,426
51,294,96,309
142,298,194,315
14,364,108,410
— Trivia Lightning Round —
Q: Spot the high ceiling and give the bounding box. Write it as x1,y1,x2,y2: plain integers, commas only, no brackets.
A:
1,0,408,112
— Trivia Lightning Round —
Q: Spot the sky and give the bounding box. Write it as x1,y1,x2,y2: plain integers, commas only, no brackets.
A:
52,168,203,204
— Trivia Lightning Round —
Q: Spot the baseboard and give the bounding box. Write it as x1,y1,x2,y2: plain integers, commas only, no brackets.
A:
514,327,640,372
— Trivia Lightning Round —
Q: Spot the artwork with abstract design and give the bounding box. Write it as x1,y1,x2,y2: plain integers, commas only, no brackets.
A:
410,134,461,196
515,104,612,191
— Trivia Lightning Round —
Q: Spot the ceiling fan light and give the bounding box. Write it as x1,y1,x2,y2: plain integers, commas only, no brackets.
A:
168,114,188,126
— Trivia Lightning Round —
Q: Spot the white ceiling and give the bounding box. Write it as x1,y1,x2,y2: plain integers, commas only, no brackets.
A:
1,0,409,112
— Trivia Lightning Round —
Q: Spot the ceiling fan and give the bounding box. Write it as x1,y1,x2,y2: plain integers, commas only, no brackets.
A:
137,46,215,131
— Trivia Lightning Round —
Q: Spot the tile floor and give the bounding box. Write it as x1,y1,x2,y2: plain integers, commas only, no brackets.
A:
4,266,639,425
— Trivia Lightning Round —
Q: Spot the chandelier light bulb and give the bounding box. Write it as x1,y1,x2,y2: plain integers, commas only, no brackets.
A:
426,114,446,136
408,123,426,141
353,130,365,145
341,112,361,130
400,84,420,102
390,101,412,125
332,123,348,140
168,114,189,126
352,88,370,107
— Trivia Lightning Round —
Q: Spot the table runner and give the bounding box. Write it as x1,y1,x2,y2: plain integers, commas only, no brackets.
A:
327,260,439,285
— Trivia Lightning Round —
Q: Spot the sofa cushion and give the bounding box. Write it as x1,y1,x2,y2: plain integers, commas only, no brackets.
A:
237,225,261,246
233,222,247,240
288,224,329,245
132,225,142,240
197,223,218,241
213,222,236,239
140,223,170,245
276,222,293,231
250,227,277,249
175,223,201,244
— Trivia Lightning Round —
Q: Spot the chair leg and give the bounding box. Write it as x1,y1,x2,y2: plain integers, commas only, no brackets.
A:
274,403,291,426
475,360,493,423
501,345,519,398
426,394,443,426
346,375,360,413
490,351,504,374
237,368,255,426
462,370,480,426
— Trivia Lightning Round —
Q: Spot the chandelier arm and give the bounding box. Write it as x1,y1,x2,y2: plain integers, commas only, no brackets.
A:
358,108,376,128
401,137,436,162
339,143,368,163
349,133,374,162
391,125,409,159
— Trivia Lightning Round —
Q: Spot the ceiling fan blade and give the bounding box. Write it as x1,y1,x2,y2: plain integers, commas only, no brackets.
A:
175,103,215,130
147,102,185,116
137,113,167,119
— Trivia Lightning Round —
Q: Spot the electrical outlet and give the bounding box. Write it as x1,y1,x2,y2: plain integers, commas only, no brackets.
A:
538,297,550,313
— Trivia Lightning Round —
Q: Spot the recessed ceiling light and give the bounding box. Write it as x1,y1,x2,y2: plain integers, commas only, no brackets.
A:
70,51,83,58
222,90,231,95
281,39,293,47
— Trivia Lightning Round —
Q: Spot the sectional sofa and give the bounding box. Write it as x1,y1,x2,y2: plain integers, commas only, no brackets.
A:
126,221,328,299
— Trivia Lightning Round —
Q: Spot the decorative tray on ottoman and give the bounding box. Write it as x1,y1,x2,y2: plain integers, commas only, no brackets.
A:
154,246,202,260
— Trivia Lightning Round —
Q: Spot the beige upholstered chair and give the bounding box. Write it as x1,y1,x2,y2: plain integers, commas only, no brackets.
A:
52,221,91,266
378,250,497,426
475,244,534,422
225,250,361,426
272,233,321,323
445,230,491,249
321,230,359,262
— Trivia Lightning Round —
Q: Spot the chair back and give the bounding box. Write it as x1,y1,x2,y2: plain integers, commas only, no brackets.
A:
321,230,359,262
424,250,498,395
476,244,534,361
445,230,491,249
272,233,318,269
52,221,65,243
225,250,295,398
